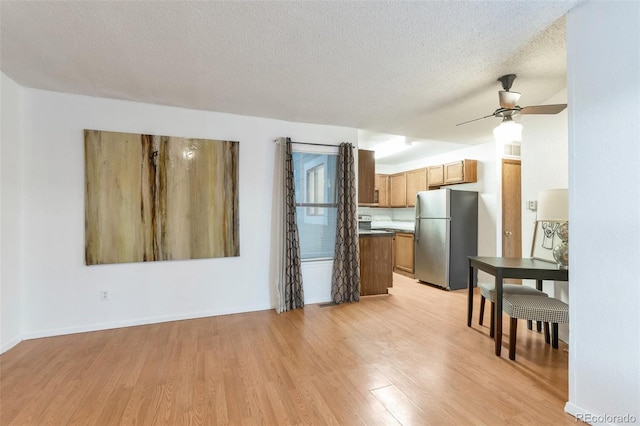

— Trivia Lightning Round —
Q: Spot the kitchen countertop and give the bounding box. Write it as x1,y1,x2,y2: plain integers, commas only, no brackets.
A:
359,229,395,237
372,227,415,234
370,222,415,234
371,220,415,233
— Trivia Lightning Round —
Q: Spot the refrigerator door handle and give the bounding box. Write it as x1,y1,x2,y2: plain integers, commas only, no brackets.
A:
415,192,420,241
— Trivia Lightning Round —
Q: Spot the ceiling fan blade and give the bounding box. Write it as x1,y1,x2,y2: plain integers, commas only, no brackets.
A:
455,113,495,126
520,104,567,115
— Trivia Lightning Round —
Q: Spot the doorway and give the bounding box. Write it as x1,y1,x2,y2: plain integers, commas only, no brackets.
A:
502,159,522,259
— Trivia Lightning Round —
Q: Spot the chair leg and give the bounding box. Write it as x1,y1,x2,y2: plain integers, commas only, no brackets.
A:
544,322,550,344
489,301,495,338
527,320,533,330
509,317,518,360
552,323,559,348
479,295,485,326
537,321,543,332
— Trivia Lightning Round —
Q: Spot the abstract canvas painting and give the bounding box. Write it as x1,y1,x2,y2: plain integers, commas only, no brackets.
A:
84,129,239,265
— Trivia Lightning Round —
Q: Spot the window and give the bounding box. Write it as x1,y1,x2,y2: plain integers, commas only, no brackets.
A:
292,150,338,260
306,164,325,216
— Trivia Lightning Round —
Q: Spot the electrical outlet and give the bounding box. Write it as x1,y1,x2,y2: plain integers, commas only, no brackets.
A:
100,290,109,301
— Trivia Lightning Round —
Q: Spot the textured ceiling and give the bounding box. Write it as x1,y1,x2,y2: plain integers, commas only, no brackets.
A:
0,1,581,164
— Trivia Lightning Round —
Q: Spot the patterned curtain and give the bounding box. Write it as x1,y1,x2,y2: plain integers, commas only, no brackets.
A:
331,143,360,303
271,137,304,313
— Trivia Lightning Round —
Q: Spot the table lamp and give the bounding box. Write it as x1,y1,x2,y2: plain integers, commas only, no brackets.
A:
536,189,569,269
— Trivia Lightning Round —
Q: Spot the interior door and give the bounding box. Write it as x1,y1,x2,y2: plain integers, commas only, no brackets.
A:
502,159,522,259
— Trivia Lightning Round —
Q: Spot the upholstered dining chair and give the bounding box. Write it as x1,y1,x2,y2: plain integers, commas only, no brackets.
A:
478,282,548,337
502,294,569,360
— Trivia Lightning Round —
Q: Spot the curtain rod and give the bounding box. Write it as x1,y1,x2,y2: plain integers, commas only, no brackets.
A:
273,139,355,148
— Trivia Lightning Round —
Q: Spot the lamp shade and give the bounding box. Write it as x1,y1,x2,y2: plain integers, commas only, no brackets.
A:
537,188,568,221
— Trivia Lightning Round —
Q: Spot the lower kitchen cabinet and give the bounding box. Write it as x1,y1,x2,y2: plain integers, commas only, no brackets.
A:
359,234,393,295
394,232,415,276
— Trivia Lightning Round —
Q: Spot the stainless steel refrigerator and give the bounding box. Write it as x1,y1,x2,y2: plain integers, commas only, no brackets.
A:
414,189,478,290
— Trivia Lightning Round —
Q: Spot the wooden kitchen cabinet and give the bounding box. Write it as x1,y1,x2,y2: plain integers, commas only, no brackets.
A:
359,234,393,295
405,168,427,207
358,149,376,205
390,172,407,207
428,165,444,187
394,232,414,276
375,174,390,207
444,159,478,185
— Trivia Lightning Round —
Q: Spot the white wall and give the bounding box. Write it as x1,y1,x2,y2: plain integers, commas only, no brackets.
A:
521,89,569,252
15,88,356,341
1,73,24,352
520,88,570,341
565,1,640,423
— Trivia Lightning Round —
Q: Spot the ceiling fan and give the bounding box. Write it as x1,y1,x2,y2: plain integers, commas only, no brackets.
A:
456,74,567,127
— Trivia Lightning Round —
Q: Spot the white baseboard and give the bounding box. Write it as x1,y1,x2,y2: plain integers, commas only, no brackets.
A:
304,297,333,305
1,335,23,354
2,300,336,355
564,402,635,426
18,303,271,342
565,402,586,423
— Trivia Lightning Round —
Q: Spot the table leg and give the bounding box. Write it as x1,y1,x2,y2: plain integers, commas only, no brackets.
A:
536,279,543,332
467,263,475,327
494,272,503,356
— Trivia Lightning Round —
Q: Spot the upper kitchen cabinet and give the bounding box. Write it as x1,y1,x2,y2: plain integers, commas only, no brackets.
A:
390,172,407,207
405,168,427,207
444,159,478,185
427,165,444,187
389,168,427,207
358,149,376,205
375,174,390,208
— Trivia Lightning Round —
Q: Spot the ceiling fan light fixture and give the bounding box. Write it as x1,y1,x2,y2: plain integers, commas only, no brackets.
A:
493,116,522,143
456,74,567,128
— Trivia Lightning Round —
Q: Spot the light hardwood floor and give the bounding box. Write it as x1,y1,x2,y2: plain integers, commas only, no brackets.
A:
1,274,575,425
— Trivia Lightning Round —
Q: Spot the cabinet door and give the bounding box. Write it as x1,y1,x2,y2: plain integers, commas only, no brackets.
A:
358,149,376,204
375,174,390,208
359,236,393,295
390,173,407,207
394,233,414,274
428,165,444,187
405,168,427,207
444,159,478,184
444,160,465,184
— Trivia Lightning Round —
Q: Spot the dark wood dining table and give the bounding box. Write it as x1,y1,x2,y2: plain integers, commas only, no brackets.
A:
467,256,569,356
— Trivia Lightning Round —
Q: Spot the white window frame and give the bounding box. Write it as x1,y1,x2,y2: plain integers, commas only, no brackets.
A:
292,144,339,261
